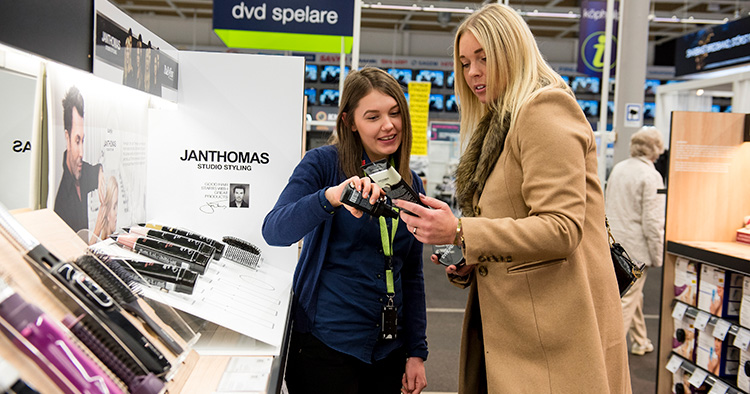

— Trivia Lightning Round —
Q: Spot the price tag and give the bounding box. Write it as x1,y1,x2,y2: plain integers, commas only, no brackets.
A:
734,328,750,350
688,368,708,388
695,311,711,330
712,319,731,341
666,355,684,373
708,381,729,394
672,303,688,320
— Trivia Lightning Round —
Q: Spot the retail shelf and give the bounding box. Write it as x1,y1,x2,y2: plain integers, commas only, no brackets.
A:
667,241,750,276
667,352,745,394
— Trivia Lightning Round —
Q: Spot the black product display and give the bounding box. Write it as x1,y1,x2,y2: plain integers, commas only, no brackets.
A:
0,203,170,377
432,244,466,268
362,159,426,213
339,182,399,219
75,254,184,355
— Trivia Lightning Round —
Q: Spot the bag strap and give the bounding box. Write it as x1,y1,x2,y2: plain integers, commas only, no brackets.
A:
606,215,644,279
605,216,616,245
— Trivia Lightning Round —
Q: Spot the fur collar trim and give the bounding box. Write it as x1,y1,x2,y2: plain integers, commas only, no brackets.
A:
455,110,509,216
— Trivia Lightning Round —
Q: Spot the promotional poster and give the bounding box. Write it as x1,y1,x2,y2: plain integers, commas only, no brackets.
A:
46,62,150,243
93,0,179,102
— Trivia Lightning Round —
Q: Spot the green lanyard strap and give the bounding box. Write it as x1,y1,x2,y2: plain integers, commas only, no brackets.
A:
379,216,398,295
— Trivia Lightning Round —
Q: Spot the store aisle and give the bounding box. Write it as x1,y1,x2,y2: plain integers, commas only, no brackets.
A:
420,250,662,393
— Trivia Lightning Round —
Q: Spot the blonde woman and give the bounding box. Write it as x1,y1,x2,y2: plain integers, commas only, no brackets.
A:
394,4,631,393
605,126,666,356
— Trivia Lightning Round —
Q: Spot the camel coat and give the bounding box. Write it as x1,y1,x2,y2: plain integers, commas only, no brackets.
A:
452,89,632,393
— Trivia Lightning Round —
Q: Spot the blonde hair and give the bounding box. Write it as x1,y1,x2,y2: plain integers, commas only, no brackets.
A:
630,126,665,161
330,68,413,185
453,4,572,143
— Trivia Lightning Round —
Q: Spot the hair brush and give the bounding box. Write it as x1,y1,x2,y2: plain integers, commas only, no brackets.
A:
74,255,184,355
63,314,164,394
221,236,261,269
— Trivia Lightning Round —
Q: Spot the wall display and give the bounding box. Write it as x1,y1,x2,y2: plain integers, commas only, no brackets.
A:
415,70,444,88
93,0,179,102
572,76,601,94
46,63,150,243
0,66,38,210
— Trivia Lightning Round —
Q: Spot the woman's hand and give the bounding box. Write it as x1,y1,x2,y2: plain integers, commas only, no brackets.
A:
393,194,458,245
324,176,384,219
401,357,427,394
429,254,474,276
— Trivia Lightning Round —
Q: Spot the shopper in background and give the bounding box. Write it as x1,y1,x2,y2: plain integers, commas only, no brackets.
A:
392,4,631,392
263,68,428,394
605,126,666,356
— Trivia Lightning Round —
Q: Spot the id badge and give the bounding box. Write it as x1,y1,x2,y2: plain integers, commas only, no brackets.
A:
381,305,398,340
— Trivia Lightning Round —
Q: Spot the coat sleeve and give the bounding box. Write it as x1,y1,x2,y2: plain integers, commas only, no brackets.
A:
401,174,428,360
262,148,338,246
462,89,593,264
640,169,665,267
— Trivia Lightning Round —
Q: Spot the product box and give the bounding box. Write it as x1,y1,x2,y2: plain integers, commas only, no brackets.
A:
738,349,750,392
738,227,750,245
741,276,750,328
675,257,699,306
697,265,742,318
672,317,696,361
695,325,740,378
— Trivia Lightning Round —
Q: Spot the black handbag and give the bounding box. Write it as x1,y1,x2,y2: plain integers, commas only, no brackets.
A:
606,217,645,297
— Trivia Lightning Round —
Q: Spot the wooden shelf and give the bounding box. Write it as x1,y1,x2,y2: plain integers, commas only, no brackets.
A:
667,241,750,275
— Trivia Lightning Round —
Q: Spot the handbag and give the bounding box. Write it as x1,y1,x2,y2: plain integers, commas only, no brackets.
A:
606,217,645,297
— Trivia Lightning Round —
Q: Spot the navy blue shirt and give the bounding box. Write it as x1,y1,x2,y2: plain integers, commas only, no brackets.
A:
262,145,428,363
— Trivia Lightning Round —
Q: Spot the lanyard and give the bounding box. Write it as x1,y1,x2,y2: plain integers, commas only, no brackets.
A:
378,216,398,297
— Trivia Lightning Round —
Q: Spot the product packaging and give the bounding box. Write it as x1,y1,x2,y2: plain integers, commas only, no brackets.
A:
695,325,739,378
673,317,696,361
697,265,742,318
675,257,699,306
740,276,750,328
738,348,750,392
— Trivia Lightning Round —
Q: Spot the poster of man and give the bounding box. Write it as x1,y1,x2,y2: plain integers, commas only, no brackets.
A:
47,64,149,242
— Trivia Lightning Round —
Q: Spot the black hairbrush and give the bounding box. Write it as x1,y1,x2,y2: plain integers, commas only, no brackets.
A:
63,314,164,394
75,255,184,355
221,236,261,269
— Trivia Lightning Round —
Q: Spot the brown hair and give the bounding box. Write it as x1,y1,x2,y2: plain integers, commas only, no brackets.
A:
330,67,413,185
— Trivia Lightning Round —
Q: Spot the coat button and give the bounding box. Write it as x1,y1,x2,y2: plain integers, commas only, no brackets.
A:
478,266,488,276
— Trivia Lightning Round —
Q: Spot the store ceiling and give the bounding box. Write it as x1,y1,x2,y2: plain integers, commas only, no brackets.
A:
112,0,750,46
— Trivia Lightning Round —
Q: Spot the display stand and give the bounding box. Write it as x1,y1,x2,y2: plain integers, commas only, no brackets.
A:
656,111,750,392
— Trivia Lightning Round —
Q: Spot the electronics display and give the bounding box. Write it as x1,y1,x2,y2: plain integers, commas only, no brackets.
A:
607,101,614,116
572,76,600,94
645,79,661,95
643,102,655,119
415,70,444,88
577,99,599,117
319,89,340,106
446,71,455,89
304,88,316,105
561,75,570,86
388,68,413,87
429,94,444,111
305,64,317,82
445,95,458,112
320,65,349,84
712,104,721,112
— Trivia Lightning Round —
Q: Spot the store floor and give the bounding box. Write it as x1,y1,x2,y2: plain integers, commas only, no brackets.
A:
421,250,662,394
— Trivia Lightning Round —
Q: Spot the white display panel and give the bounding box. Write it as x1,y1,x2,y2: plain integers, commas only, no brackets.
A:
146,51,304,348
0,67,37,210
